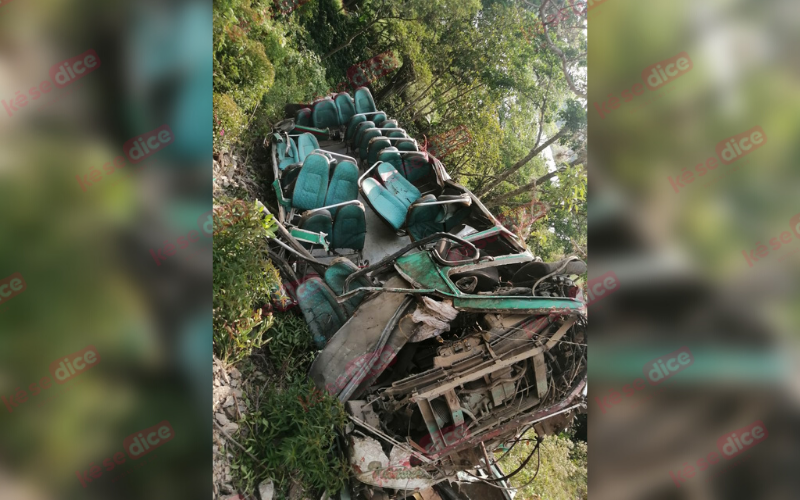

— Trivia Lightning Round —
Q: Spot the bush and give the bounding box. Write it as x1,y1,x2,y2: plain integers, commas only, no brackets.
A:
265,312,315,383
234,379,349,496
213,198,279,363
213,93,246,153
497,432,588,500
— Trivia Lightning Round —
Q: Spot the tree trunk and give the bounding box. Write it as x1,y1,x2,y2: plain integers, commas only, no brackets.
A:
475,125,568,197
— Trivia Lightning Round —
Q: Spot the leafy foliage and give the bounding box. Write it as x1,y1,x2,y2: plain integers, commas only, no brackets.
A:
497,432,588,500
265,311,316,383
234,379,349,496
212,198,280,363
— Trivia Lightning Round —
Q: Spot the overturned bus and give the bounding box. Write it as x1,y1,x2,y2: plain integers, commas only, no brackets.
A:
264,87,587,497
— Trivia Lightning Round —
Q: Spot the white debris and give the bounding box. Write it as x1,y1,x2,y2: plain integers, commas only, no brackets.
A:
409,297,459,342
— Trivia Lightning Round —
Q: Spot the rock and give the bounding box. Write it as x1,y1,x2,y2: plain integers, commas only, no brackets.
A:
215,413,230,426
222,422,239,435
230,368,241,379
223,396,235,408
258,479,275,500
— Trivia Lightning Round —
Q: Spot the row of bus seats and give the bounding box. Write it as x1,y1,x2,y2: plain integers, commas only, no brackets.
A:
358,161,471,240
295,87,381,130
287,152,366,252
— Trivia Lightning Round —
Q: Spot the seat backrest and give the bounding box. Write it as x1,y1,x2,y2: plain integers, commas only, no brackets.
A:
403,154,433,183
296,133,320,163
387,130,408,139
354,87,377,114
324,161,359,216
331,204,366,252
292,154,330,210
312,98,339,128
298,210,333,249
377,162,421,207
361,178,407,231
380,120,399,129
378,148,405,177
367,137,392,166
352,121,375,149
335,93,356,125
396,139,418,152
372,112,387,125
277,137,299,170
406,194,445,241
345,115,367,142
296,277,347,348
359,129,383,160
324,257,370,315
295,108,312,127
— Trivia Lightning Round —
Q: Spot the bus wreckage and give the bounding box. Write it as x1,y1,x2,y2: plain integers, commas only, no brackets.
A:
264,87,588,498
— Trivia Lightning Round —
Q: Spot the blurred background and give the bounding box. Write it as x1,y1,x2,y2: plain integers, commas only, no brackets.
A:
0,0,211,499
589,0,800,498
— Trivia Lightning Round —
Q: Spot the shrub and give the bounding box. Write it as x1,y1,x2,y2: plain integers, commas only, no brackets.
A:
265,312,315,382
234,380,349,496
214,93,246,153
213,198,279,363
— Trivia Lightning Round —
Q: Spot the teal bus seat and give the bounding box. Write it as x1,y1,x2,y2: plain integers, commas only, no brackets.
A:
277,136,299,170
372,112,387,125
388,130,408,139
377,163,421,207
377,148,405,177
292,154,330,210
361,177,407,231
296,133,320,164
331,204,367,252
380,119,398,129
298,209,333,249
354,87,377,114
406,195,446,241
324,257,370,315
396,139,418,152
335,93,356,125
324,161,359,216
359,128,383,160
352,121,375,149
313,98,340,128
345,115,367,142
295,108,312,127
296,277,347,348
403,154,433,183
367,137,392,166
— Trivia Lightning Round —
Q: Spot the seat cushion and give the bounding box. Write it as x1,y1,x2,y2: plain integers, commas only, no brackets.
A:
295,108,312,127
331,204,366,251
313,98,339,128
354,87,377,114
359,129,383,160
324,161,359,216
406,194,445,241
378,162,421,207
278,137,299,170
292,154,330,210
345,114,367,142
335,92,356,125
296,133,320,163
367,138,392,166
362,177,407,231
296,277,347,348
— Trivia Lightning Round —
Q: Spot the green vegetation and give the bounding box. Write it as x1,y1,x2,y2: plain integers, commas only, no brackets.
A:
233,379,349,496
212,198,279,363
497,432,588,500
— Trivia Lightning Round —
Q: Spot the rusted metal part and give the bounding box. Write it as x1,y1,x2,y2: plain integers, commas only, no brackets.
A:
427,379,586,461
533,353,548,398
